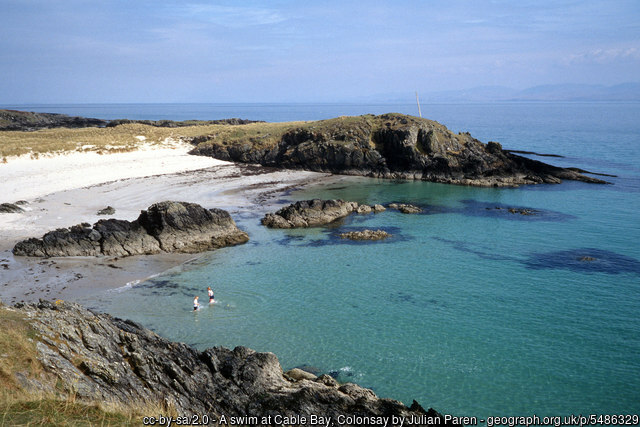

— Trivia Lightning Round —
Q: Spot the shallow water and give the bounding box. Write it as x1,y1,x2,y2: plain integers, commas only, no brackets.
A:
78,102,639,417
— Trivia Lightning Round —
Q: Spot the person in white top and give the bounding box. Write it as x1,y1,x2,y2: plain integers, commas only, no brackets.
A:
193,296,200,311
207,286,215,303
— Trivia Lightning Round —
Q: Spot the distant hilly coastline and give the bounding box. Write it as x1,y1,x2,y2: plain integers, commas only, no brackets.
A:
362,82,640,103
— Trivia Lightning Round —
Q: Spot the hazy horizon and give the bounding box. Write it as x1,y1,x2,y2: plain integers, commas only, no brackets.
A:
2,0,639,103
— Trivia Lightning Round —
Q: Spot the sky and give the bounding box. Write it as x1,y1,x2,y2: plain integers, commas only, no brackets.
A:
1,0,639,103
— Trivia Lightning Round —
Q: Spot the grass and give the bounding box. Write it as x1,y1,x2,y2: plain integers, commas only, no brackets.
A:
0,307,41,391
0,398,138,426
0,112,455,161
0,305,175,426
0,122,307,159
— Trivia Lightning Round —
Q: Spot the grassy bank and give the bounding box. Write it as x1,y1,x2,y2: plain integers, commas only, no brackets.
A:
0,121,305,160
0,304,161,426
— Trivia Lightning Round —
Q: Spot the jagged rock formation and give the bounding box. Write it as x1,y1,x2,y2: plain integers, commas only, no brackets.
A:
191,113,608,187
13,201,249,257
14,300,455,426
262,199,381,228
340,229,391,240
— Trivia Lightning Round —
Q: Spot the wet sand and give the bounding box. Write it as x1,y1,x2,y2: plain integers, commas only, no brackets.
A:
0,146,328,305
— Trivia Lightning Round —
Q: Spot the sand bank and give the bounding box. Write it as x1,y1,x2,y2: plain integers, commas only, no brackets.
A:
0,143,328,305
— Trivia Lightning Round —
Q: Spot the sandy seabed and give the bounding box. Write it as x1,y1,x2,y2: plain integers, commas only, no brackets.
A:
0,142,328,305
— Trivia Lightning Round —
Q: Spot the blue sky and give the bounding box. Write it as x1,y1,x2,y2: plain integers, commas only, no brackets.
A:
1,0,638,103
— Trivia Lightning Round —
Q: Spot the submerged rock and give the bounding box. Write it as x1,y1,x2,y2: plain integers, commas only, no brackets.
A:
12,300,456,425
339,229,391,241
13,201,249,257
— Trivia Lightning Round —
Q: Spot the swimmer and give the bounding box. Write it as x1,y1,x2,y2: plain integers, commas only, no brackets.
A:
193,296,201,311
207,286,215,304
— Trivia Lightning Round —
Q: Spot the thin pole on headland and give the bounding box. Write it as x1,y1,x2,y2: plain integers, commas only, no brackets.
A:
415,91,422,118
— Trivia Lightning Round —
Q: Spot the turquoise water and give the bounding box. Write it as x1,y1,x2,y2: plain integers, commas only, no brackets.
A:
78,103,639,417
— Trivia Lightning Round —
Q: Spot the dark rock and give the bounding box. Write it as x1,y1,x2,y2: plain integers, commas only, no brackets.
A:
340,229,391,241
0,109,261,131
261,199,360,228
191,113,609,187
0,203,24,213
523,248,640,275
12,300,456,425
97,206,116,215
508,208,537,216
106,118,261,128
13,201,249,257
0,109,106,131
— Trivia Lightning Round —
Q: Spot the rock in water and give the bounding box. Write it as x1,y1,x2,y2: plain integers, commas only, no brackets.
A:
340,229,391,240
12,300,456,425
389,203,422,214
262,199,361,228
13,201,249,257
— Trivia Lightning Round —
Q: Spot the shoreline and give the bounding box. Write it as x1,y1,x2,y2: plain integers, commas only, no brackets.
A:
0,144,330,305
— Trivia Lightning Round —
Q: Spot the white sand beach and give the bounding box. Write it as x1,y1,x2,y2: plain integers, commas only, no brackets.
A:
0,142,328,305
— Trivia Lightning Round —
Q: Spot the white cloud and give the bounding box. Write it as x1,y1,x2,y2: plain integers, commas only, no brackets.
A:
566,47,640,64
180,4,286,28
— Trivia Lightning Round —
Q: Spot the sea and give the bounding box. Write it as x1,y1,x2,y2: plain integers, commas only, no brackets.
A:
6,102,639,418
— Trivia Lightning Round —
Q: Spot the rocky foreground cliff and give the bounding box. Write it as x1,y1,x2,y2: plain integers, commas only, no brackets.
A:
190,113,607,187
8,300,454,426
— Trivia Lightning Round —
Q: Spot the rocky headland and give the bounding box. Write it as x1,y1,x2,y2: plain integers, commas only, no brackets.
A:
0,109,259,131
7,300,455,426
13,201,249,257
191,113,608,187
261,199,383,228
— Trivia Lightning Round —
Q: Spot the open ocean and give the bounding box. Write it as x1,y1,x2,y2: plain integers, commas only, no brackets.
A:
8,102,640,417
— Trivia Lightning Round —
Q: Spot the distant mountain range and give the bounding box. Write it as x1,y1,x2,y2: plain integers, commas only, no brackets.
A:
363,83,640,103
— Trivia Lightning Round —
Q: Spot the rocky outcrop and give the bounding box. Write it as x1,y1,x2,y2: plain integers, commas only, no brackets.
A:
262,199,384,228
13,201,249,257
14,300,455,426
0,109,107,131
340,229,391,240
106,118,262,128
389,203,422,214
191,113,608,187
0,109,261,131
